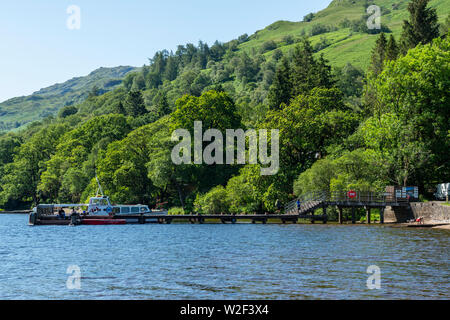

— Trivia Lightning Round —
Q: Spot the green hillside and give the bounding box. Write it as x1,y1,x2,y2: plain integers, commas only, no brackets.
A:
0,66,136,131
1,0,448,132
0,0,448,212
238,0,449,69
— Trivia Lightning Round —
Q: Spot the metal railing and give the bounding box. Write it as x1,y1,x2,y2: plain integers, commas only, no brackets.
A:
284,190,406,214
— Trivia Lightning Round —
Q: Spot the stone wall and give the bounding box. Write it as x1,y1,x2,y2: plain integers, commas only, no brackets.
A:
384,202,450,224
384,206,413,223
409,202,450,224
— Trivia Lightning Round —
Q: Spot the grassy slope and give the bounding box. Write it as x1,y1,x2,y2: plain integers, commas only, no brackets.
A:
238,0,449,70
1,0,448,131
0,66,136,131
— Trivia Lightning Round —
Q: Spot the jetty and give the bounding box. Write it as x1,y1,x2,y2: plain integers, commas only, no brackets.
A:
29,190,413,226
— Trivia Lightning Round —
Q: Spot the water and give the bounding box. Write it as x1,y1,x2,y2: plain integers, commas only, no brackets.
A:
0,214,448,299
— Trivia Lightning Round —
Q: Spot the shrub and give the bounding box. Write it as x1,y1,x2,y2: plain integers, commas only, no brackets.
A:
168,207,185,215
58,105,78,118
310,24,329,36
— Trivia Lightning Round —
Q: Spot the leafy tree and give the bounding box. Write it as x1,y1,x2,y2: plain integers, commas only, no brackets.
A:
194,185,229,214
38,114,131,203
263,88,360,197
373,37,450,186
0,124,66,207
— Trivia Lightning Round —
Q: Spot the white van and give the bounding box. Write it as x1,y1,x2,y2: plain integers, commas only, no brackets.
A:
434,183,450,200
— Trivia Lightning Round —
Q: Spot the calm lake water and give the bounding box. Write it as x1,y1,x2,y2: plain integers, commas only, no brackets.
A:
0,214,448,299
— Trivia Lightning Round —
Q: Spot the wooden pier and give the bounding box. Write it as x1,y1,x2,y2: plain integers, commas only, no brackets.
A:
113,213,328,224
29,190,412,226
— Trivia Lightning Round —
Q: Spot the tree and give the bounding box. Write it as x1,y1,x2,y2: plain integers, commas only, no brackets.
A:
290,38,334,97
0,124,66,207
334,63,364,98
58,105,78,118
369,33,387,77
124,91,147,117
386,35,399,62
441,13,450,35
155,92,171,117
267,57,292,110
114,102,126,115
263,88,360,195
372,37,450,187
401,0,440,52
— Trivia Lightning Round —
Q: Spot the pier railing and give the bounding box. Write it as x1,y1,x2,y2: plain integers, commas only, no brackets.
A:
285,190,406,215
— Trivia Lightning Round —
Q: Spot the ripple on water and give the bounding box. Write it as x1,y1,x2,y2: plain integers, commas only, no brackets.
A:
0,215,448,299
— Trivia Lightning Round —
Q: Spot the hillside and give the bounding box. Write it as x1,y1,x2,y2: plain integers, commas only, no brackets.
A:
0,66,136,131
0,0,448,213
238,0,449,68
1,0,448,132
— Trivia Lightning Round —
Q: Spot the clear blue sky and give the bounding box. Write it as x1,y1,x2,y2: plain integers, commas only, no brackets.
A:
0,0,331,103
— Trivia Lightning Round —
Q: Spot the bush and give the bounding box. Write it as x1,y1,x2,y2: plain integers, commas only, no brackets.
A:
194,186,229,214
310,24,329,36
168,207,185,215
303,13,315,22
58,105,78,118
283,35,294,45
260,40,278,53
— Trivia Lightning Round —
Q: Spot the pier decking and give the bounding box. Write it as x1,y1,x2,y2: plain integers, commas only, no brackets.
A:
29,190,412,226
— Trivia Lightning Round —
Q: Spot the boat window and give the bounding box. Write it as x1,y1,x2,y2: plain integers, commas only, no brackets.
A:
131,207,139,213
121,207,130,214
140,207,147,212
113,207,120,214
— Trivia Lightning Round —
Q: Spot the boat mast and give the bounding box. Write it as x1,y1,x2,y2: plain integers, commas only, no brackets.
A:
96,175,104,197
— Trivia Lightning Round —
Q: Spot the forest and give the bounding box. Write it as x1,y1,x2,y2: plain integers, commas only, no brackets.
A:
0,0,448,216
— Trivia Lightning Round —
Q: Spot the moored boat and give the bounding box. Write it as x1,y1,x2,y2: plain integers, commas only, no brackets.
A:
28,177,166,226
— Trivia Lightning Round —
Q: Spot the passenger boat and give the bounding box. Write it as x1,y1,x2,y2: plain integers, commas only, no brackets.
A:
28,177,166,226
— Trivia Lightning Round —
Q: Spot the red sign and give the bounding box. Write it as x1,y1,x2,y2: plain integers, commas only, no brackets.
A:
347,190,357,199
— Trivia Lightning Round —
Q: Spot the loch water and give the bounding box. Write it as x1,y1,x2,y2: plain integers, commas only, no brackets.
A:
0,214,448,299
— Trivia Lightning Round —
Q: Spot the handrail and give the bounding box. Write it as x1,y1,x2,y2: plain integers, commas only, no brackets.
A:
284,190,406,214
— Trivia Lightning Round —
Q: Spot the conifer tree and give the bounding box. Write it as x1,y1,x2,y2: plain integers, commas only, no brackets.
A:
401,0,440,52
124,91,147,117
386,35,399,62
369,33,387,77
114,102,126,115
267,56,292,110
156,92,171,117
290,38,317,97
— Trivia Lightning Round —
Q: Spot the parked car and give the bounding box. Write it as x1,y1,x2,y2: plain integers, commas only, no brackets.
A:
434,183,450,200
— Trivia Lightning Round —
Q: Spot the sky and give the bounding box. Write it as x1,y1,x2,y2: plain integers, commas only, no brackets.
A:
0,0,331,103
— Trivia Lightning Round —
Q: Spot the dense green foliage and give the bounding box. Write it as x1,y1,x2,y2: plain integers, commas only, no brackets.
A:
0,0,448,214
